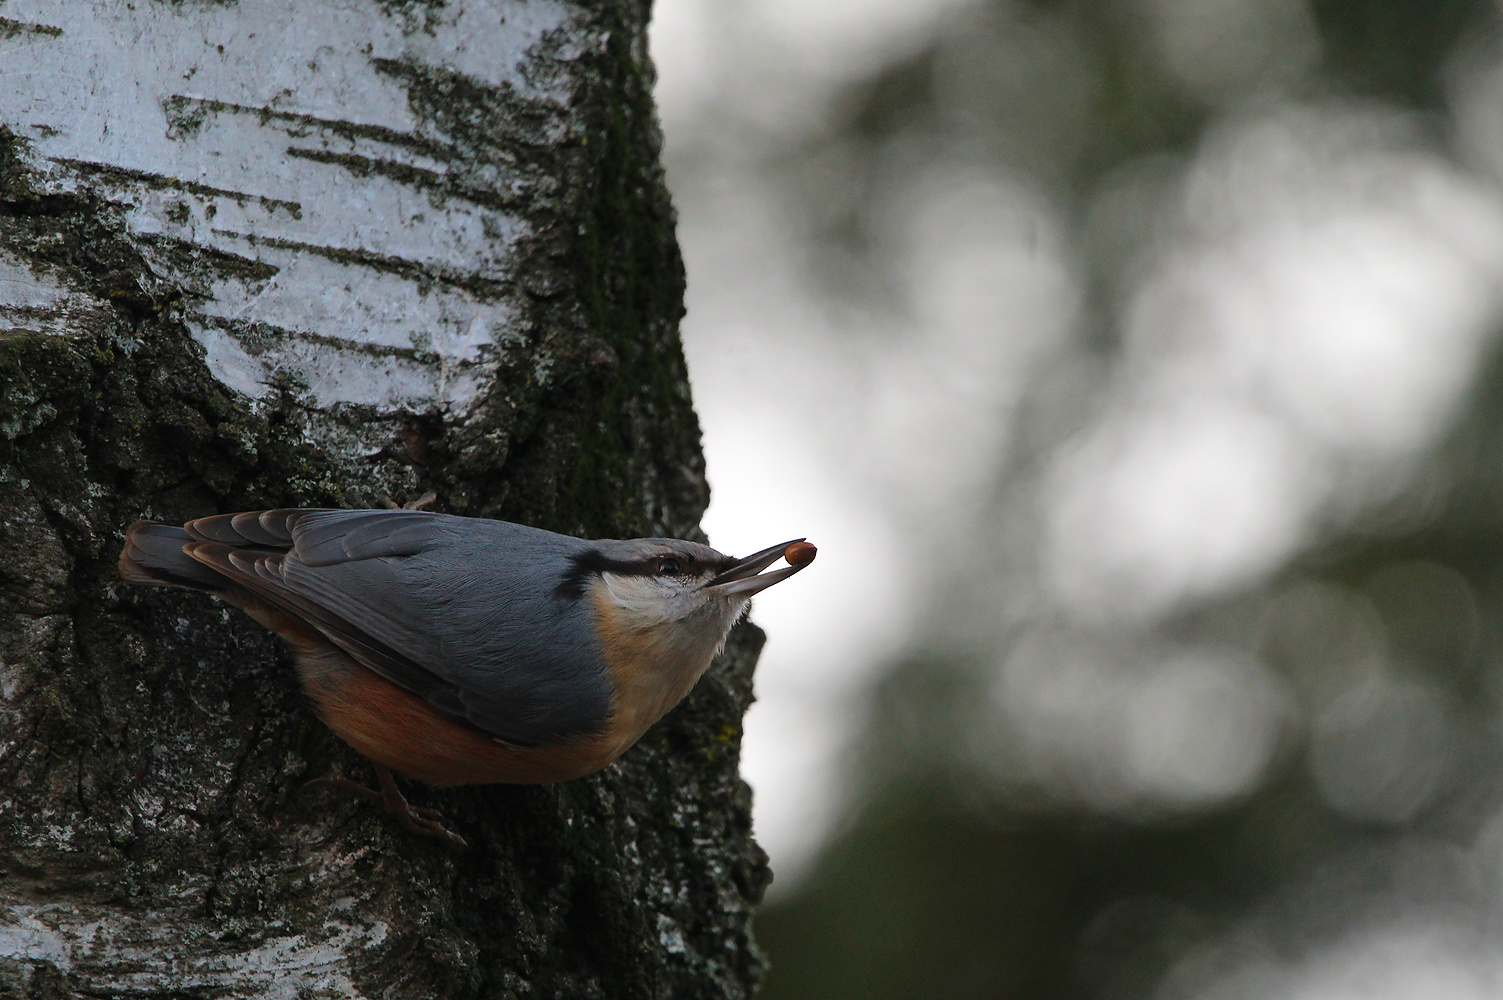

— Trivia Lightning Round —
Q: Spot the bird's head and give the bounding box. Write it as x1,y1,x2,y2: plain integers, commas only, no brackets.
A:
568,535,812,676
562,535,816,746
575,535,814,632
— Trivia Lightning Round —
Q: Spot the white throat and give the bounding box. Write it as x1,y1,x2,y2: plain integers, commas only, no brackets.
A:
597,571,748,657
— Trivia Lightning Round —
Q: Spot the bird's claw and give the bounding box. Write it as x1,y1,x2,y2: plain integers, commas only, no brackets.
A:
377,490,438,511
301,766,467,851
387,801,469,851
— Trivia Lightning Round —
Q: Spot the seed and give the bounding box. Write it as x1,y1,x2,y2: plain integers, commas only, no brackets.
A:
784,541,817,568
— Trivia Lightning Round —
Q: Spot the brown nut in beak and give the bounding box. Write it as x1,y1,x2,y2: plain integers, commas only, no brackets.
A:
784,541,817,568
707,538,817,598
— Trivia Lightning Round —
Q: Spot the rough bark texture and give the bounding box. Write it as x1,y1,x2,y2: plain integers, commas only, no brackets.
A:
0,2,771,997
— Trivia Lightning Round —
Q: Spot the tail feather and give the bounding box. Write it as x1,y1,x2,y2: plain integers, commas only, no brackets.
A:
119,521,228,591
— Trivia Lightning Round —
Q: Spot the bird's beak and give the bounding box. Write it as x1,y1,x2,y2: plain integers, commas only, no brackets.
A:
706,539,817,598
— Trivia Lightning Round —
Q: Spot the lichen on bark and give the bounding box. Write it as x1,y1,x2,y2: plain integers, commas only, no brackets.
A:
0,2,771,997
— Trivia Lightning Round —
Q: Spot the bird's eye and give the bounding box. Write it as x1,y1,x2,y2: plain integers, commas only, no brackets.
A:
656,557,684,576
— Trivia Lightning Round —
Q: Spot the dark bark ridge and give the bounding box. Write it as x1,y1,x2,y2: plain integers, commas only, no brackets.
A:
0,3,772,997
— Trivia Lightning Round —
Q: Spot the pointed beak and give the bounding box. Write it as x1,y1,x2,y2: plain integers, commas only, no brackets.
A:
706,539,817,598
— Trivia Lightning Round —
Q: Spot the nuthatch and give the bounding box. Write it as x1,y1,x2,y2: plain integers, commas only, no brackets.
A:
118,508,816,847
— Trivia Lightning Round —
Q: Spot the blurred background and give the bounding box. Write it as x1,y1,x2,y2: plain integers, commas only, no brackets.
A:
650,0,1503,996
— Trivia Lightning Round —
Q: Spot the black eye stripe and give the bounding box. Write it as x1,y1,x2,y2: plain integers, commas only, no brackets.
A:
556,549,711,598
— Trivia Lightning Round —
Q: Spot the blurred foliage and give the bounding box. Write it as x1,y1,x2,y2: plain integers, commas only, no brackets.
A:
753,0,1503,997
1311,0,1493,106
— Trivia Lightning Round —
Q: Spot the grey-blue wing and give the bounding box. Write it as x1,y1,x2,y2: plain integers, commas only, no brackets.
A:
183,509,613,747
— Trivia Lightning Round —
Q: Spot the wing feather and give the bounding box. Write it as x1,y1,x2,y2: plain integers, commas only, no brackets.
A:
186,508,336,546
184,539,465,718
180,509,612,747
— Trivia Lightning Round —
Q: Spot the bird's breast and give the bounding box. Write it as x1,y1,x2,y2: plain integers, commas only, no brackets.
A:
588,581,719,753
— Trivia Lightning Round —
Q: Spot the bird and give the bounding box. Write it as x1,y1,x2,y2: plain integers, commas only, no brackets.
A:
117,505,816,848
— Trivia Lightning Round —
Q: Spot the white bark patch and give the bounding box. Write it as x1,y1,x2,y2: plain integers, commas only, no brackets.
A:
0,253,64,310
0,900,388,999
0,251,115,336
0,0,577,414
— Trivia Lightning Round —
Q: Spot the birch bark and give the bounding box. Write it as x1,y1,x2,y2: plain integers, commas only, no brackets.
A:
0,2,769,996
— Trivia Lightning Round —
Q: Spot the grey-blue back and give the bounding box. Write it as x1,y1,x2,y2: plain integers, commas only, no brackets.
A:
275,510,614,747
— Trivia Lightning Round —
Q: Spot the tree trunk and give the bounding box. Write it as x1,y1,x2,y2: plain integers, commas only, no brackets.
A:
0,2,770,997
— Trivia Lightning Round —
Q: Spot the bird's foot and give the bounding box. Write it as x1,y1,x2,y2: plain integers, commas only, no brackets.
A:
301,765,468,851
377,489,437,511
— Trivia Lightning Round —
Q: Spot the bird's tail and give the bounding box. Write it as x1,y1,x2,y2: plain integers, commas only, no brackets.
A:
118,521,225,591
